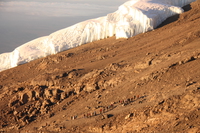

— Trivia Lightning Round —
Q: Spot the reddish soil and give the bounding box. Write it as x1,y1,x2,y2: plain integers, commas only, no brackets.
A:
0,1,200,133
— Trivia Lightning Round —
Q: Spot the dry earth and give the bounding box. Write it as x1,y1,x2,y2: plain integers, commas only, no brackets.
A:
0,1,200,133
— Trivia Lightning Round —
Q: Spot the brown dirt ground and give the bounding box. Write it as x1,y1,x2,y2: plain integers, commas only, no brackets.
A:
0,1,200,133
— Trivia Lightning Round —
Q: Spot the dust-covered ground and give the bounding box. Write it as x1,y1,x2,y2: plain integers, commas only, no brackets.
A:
0,0,200,133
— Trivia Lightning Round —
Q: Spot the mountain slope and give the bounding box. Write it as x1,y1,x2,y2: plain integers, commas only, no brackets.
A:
0,0,200,133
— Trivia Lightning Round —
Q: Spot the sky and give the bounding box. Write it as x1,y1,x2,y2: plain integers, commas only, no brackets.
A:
0,0,127,54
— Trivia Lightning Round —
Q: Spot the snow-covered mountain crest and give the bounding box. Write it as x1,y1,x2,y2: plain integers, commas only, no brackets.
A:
0,0,196,72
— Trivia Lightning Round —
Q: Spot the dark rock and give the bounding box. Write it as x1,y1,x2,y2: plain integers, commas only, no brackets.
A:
107,114,114,118
21,93,29,104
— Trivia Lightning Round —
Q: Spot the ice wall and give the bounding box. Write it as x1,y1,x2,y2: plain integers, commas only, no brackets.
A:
0,0,196,72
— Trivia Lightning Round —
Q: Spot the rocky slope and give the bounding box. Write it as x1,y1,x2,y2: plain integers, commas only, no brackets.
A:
0,0,200,133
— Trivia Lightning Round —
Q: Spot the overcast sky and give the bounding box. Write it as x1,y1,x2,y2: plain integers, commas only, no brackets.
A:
0,0,127,53
0,0,127,17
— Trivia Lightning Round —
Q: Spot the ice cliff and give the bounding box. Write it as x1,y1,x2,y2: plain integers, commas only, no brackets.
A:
0,0,196,72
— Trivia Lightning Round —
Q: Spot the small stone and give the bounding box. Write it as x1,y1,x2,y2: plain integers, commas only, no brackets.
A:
97,95,101,98
38,126,43,130
125,113,133,119
85,106,91,110
101,114,106,119
13,111,18,115
178,61,183,65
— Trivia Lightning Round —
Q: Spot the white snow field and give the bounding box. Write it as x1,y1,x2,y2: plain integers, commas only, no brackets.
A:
0,0,196,72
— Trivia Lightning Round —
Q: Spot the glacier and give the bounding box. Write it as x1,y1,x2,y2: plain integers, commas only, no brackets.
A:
0,0,196,72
